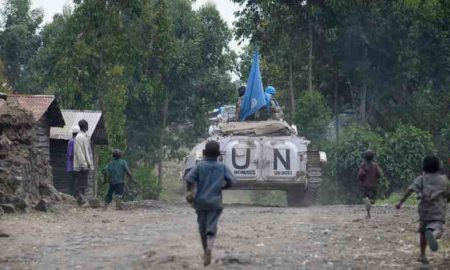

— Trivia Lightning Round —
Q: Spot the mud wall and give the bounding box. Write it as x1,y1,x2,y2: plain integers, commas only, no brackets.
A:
0,99,52,210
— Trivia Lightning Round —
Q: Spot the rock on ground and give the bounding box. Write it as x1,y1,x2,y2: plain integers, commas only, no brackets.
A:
60,193,77,204
34,198,53,212
0,204,15,214
39,184,62,202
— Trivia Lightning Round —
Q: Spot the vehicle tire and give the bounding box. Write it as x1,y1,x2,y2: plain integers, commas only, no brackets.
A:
303,167,322,204
304,151,323,205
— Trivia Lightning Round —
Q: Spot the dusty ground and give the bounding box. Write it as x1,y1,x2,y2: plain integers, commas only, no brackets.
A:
1,202,450,270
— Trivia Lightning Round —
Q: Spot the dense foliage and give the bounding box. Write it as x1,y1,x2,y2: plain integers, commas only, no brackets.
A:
320,124,437,204
292,90,331,140
1,0,448,202
0,0,235,198
233,0,449,202
381,125,436,189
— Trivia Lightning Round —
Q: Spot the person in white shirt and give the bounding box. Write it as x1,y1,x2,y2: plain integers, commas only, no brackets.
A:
73,119,94,206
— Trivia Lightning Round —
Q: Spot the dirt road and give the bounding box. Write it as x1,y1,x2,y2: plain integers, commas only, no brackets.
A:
1,202,450,270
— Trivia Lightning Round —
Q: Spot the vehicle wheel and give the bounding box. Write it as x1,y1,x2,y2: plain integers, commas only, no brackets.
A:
305,151,323,205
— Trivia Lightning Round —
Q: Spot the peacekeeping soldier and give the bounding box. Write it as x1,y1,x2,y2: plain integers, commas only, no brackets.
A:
260,86,284,121
235,86,246,120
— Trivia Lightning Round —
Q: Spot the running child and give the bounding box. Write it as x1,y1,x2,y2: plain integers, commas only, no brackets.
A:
396,156,450,264
184,140,235,266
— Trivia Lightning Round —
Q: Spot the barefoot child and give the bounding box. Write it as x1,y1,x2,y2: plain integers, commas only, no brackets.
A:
103,149,135,210
358,150,382,219
184,140,235,266
396,156,450,264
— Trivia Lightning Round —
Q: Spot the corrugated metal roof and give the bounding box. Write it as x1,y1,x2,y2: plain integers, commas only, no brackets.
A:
3,94,65,127
50,110,108,144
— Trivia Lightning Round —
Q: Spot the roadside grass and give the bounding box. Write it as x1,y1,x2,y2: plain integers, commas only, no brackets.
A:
376,192,418,206
159,161,185,203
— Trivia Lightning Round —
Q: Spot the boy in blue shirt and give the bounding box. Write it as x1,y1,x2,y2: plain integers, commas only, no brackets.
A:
185,140,235,266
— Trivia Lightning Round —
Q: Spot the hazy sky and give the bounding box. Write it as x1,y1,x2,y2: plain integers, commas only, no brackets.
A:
193,0,240,28
29,0,244,52
30,0,72,23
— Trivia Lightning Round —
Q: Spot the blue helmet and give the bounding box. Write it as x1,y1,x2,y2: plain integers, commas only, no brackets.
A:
265,86,276,95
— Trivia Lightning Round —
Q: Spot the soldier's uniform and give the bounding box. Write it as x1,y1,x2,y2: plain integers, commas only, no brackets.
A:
235,96,244,120
259,99,284,121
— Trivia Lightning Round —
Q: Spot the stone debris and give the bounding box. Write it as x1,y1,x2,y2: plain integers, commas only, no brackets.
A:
0,99,67,212
0,230,9,237
125,200,163,210
39,183,62,202
218,255,252,266
10,197,29,211
142,251,157,259
34,198,53,212
0,203,16,214
88,198,102,208
0,99,48,211
60,193,77,204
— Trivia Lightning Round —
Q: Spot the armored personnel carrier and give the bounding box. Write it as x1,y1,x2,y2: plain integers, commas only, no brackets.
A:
183,120,326,206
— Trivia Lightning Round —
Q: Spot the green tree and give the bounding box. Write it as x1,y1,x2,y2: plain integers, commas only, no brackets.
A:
323,124,385,204
0,58,10,92
0,0,43,90
293,89,331,140
381,125,436,190
27,0,236,199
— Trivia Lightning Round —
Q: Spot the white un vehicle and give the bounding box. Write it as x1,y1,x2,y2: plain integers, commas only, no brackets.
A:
183,119,327,206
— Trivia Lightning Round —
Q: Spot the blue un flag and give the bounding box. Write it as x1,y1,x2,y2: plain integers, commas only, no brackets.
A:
239,50,267,121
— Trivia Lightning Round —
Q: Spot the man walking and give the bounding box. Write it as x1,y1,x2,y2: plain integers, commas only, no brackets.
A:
73,119,93,206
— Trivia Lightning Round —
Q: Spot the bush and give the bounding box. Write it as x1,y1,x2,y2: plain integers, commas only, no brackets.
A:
319,124,437,205
95,146,162,201
293,90,332,140
380,124,436,190
436,114,450,169
320,124,385,204
133,166,162,200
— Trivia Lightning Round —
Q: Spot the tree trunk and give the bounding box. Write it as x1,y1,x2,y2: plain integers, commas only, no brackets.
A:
360,85,367,123
289,59,295,117
308,22,313,92
334,73,339,141
157,89,170,196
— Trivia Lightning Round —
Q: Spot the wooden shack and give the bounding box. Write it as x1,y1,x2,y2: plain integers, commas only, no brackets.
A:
50,110,108,197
